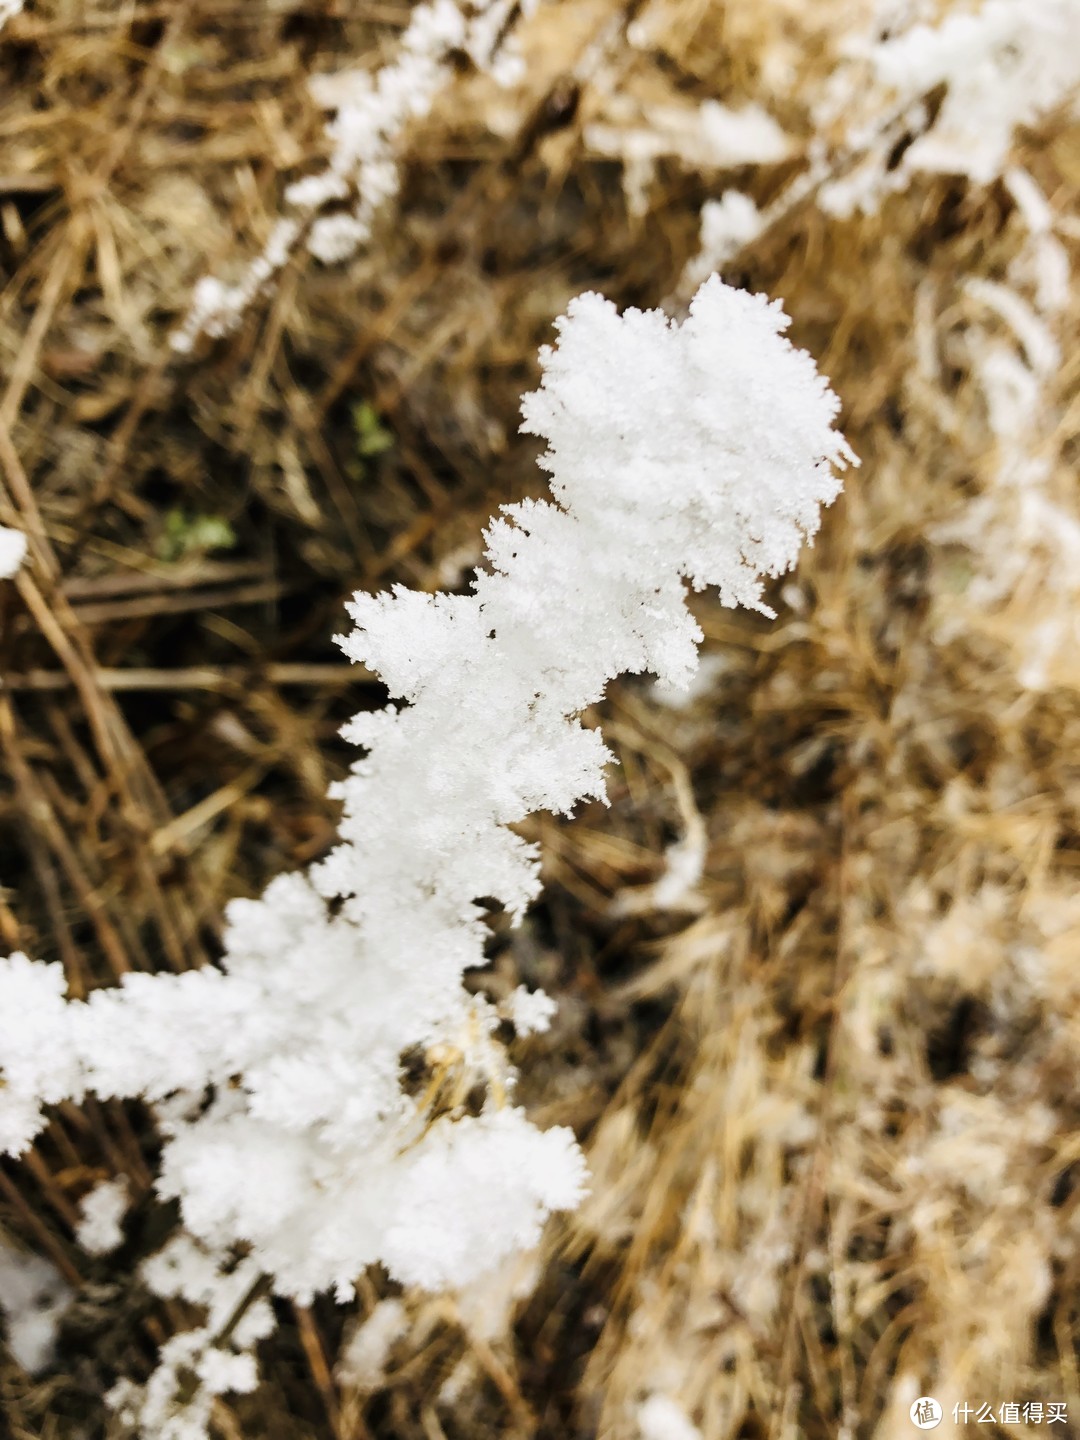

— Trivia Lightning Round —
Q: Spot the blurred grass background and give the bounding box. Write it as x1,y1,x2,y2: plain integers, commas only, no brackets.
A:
1,0,1079,1436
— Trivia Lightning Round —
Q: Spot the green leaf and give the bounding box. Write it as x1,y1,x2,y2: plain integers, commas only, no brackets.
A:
157,508,237,562
352,401,394,458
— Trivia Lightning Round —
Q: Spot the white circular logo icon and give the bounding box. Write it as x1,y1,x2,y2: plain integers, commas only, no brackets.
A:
909,1398,942,1430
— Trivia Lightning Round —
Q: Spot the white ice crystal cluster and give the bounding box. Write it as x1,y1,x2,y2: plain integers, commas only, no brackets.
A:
107,1235,275,1440
0,1239,70,1374
637,1393,704,1440
584,99,788,219
301,0,536,258
677,191,764,296
76,1176,130,1255
679,1,1080,300
816,0,1080,217
0,0,24,34
0,524,27,579
0,277,852,1427
926,168,1077,691
172,0,532,352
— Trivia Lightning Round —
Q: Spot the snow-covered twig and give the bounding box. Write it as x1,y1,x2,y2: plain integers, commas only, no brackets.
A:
172,0,533,353
0,276,853,1432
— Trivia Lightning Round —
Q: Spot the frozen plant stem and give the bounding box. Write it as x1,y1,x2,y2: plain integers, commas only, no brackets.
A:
0,276,853,1426
171,0,533,351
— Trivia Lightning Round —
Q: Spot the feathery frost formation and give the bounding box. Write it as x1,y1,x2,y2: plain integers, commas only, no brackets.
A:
0,277,852,1426
172,0,532,352
681,0,1080,291
815,0,1080,217
925,169,1076,691
0,524,27,578
0,1241,69,1375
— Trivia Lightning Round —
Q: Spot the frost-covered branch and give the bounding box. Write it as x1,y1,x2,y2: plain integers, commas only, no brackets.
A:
0,276,852,1430
172,0,533,352
815,0,1080,217
679,0,1080,294
925,169,1076,691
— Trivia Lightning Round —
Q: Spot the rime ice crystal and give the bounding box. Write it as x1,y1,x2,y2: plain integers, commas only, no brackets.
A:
76,1176,130,1255
0,277,852,1424
0,524,27,579
171,0,534,351
0,1242,70,1374
815,0,1080,217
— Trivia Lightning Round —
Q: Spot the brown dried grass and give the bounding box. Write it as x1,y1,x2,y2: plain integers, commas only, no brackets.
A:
1,0,1079,1437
